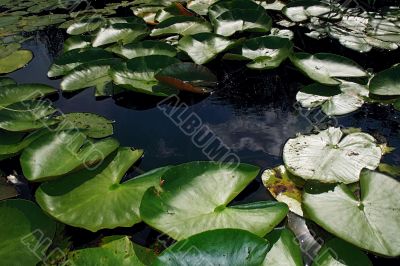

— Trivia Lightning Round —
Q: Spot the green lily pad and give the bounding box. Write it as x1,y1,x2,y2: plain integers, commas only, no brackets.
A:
140,161,288,240
369,65,400,96
283,127,382,184
48,48,115,78
290,52,367,85
0,199,56,266
92,23,149,47
312,238,372,266
178,32,236,64
36,148,170,232
296,81,369,116
155,62,217,94
263,228,303,266
187,0,218,15
282,0,341,22
0,77,16,86
303,170,400,257
111,55,179,96
0,49,33,74
150,16,212,36
56,112,114,139
154,229,270,266
0,43,21,59
21,131,119,182
107,40,177,59
262,165,304,216
67,235,156,266
66,17,106,35
155,2,195,22
63,36,92,52
0,100,58,132
0,83,56,108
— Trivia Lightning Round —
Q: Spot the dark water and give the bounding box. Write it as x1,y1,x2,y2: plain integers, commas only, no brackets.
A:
2,27,400,264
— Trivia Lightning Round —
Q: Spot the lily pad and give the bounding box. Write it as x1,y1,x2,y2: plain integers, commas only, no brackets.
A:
92,23,149,47
63,36,92,52
263,228,303,266
303,170,400,257
36,148,170,232
369,64,400,96
312,238,372,266
0,83,56,108
283,127,382,184
140,161,288,240
262,165,304,216
155,62,217,94
155,2,194,22
150,16,212,36
296,81,369,116
0,199,56,266
154,229,270,266
21,131,119,182
282,0,341,22
178,32,236,64
111,55,179,96
107,40,177,59
66,17,106,35
0,49,33,74
67,235,156,266
0,43,21,58
290,52,367,85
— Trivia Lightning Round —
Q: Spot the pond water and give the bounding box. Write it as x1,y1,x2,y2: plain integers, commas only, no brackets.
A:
1,2,400,263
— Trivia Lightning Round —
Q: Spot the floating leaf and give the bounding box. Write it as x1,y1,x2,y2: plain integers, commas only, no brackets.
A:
187,0,218,15
155,2,194,22
155,62,217,94
262,165,304,216
63,36,92,52
36,148,170,232
0,49,33,74
154,229,270,266
290,52,367,85
0,199,56,265
312,238,372,266
150,16,212,36
0,43,21,59
283,127,381,184
107,40,177,59
67,17,106,35
303,170,400,257
369,64,400,96
92,23,149,47
0,83,56,108
140,161,288,240
178,32,236,64
282,0,341,22
21,131,119,182
0,77,16,86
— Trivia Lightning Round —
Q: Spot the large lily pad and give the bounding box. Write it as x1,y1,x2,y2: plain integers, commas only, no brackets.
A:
92,23,149,47
21,131,119,182
369,64,400,96
312,238,372,266
155,62,217,93
296,81,369,116
140,161,288,240
283,127,382,184
106,40,177,59
63,36,92,52
303,170,400,257
66,17,106,35
150,16,212,36
0,83,56,108
290,53,367,85
111,55,179,96
282,0,341,22
263,228,303,266
178,32,235,64
36,148,170,232
154,229,270,266
187,0,218,15
0,49,33,74
0,199,56,266
67,235,156,266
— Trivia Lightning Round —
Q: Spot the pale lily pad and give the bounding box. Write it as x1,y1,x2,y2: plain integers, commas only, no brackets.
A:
263,228,303,266
0,199,56,266
150,16,212,36
282,0,341,22
154,229,270,266
303,170,400,257
296,81,369,116
290,52,367,85
369,64,400,96
66,17,106,35
63,36,92,52
155,62,217,94
140,161,288,240
0,49,33,74
262,165,304,216
312,238,372,266
92,23,149,47
21,131,119,182
0,83,56,108
106,40,177,59
36,148,170,232
178,32,236,64
283,127,382,184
